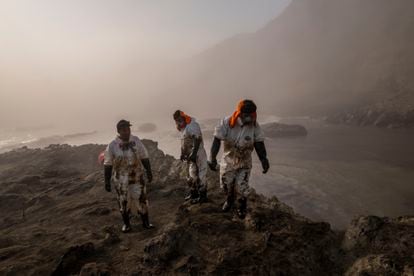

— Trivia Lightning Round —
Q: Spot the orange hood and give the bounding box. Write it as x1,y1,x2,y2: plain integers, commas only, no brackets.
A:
229,100,257,128
180,111,192,125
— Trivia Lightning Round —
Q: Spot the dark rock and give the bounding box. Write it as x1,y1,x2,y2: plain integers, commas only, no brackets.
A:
102,226,121,246
79,262,111,276
343,216,385,251
1,141,413,275
0,194,29,213
342,216,414,275
143,224,188,265
345,254,413,276
52,242,95,276
173,255,200,274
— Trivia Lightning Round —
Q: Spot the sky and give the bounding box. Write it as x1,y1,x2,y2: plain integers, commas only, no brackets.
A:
0,0,291,128
1,0,290,62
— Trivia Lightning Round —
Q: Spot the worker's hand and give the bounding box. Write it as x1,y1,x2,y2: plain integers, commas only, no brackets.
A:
261,158,270,174
208,159,218,171
105,181,111,192
146,171,153,183
180,153,187,162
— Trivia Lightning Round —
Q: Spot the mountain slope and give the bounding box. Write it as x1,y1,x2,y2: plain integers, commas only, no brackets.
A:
171,0,414,117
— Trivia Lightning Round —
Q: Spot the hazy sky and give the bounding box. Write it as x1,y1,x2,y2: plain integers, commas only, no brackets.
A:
0,0,291,128
1,0,290,62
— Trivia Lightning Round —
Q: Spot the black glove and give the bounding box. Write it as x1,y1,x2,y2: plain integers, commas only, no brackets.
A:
261,158,270,174
208,159,218,171
180,151,187,162
141,158,153,183
188,151,197,163
254,141,269,174
146,170,153,183
188,136,201,163
104,165,112,192
209,137,221,171
105,182,111,192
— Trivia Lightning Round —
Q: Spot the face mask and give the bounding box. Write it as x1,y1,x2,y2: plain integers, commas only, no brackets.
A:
175,118,186,131
241,114,253,124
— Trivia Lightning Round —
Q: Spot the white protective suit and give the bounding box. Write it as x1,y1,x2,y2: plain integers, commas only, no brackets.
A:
104,135,150,215
180,117,208,192
214,116,265,196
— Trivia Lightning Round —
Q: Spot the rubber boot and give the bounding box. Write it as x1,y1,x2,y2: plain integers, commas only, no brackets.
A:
121,211,131,233
237,197,247,219
222,188,235,212
140,213,155,229
185,189,199,201
198,189,208,203
191,189,208,204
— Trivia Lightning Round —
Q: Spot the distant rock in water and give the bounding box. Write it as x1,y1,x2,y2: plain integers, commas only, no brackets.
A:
197,120,308,139
262,122,308,138
137,123,157,133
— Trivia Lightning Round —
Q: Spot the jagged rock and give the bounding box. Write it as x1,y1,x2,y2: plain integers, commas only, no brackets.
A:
343,216,385,251
0,142,412,275
102,226,121,246
343,216,414,275
345,254,414,276
79,262,110,276
143,223,188,265
173,255,200,274
52,242,95,276
343,216,414,255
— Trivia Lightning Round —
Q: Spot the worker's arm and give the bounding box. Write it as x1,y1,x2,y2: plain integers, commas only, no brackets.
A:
103,144,113,192
141,158,153,183
188,136,201,163
208,137,221,171
104,165,112,192
254,141,269,174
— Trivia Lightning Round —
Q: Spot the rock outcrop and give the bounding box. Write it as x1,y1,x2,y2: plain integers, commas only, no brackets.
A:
326,105,414,129
0,141,413,275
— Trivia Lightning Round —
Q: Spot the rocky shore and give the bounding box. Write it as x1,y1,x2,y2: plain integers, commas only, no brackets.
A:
0,142,413,275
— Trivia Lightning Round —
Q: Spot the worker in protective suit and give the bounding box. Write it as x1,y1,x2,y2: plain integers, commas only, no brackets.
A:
173,110,208,204
104,120,154,232
208,100,270,219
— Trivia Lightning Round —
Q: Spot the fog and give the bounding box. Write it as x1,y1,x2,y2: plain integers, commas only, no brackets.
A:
0,0,291,130
2,0,413,132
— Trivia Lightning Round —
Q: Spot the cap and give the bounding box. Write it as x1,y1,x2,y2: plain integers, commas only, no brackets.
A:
116,119,132,130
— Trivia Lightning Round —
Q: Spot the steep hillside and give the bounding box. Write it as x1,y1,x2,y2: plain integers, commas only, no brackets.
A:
171,0,414,118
